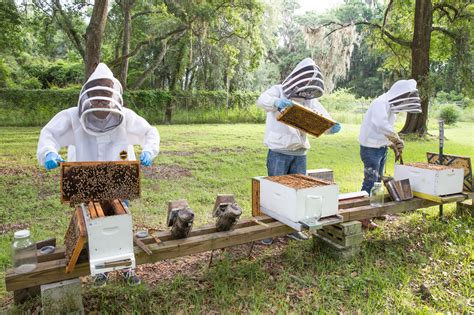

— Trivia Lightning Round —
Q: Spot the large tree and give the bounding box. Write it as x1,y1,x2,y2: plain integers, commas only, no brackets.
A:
309,0,472,135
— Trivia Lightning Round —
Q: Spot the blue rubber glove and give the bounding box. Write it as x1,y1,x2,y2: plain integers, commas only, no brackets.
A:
330,122,341,134
140,151,153,167
274,98,293,111
44,152,65,170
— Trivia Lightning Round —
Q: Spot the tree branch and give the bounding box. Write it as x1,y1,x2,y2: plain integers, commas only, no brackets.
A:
431,26,457,40
49,0,85,58
315,21,412,47
132,10,162,19
109,25,188,68
381,0,394,40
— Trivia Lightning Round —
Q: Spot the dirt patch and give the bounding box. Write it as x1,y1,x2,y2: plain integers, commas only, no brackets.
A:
91,237,291,286
0,222,30,235
0,166,40,177
210,146,248,154
142,164,192,180
162,150,195,157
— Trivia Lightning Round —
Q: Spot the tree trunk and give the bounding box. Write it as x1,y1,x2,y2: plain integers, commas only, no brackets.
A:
165,40,188,124
400,0,432,136
130,40,168,90
118,0,135,88
84,0,109,79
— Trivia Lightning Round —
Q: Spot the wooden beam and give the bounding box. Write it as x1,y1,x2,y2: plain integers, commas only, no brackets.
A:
6,194,470,292
94,202,105,217
88,201,97,219
5,221,293,291
252,178,262,217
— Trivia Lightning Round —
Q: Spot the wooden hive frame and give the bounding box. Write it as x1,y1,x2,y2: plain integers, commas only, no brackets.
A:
277,103,336,138
60,161,141,204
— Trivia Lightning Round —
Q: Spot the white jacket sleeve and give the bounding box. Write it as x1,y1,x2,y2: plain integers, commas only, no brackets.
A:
125,110,160,159
37,109,75,166
371,103,395,136
256,85,281,112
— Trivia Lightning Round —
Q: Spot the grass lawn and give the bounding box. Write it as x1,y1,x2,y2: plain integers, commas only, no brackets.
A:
0,122,473,313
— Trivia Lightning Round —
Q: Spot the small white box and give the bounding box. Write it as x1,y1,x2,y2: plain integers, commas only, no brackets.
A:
80,204,136,276
394,163,464,196
260,175,339,222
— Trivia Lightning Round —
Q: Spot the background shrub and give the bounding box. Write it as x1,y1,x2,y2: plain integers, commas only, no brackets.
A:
439,104,461,125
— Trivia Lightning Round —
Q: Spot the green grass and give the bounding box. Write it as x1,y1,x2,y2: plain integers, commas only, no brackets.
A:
1,122,473,313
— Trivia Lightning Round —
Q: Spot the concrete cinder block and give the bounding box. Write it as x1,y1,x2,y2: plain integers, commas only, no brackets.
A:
41,278,84,315
313,234,360,259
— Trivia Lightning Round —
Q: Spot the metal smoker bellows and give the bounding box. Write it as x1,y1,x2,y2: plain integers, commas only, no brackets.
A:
167,200,195,239
212,195,242,232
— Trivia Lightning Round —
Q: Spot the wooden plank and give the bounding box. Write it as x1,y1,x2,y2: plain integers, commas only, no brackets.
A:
6,194,470,292
412,191,442,203
252,177,262,217
64,207,87,274
140,216,276,245
88,201,97,219
6,221,293,291
133,235,152,255
94,202,105,217
111,199,126,215
339,198,439,221
338,191,368,201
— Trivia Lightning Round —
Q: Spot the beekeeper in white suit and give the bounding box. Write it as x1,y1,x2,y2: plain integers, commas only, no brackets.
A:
359,79,421,229
37,63,159,286
257,58,341,243
37,63,159,169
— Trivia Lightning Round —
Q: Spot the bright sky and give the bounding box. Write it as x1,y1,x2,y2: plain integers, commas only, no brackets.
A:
295,0,346,14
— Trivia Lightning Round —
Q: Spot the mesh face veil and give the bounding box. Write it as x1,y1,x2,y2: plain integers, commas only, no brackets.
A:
282,59,325,99
78,64,125,136
388,90,422,113
385,79,422,114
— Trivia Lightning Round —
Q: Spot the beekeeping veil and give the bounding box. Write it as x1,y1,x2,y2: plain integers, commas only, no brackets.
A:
282,58,325,99
385,79,422,114
78,63,124,136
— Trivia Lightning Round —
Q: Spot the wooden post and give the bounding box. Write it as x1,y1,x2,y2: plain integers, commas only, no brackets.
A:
252,178,261,217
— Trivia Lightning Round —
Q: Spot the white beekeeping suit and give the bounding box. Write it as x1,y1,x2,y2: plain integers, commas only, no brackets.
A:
37,63,160,165
359,79,421,148
256,58,333,153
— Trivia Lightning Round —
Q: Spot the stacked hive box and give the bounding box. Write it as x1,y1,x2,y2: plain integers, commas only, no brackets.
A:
313,221,363,258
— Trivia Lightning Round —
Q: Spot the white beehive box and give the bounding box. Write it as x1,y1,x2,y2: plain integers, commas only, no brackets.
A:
394,163,464,196
80,203,136,276
260,174,339,222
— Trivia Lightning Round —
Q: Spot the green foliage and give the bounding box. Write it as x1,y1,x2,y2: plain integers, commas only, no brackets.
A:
0,89,261,126
438,104,461,125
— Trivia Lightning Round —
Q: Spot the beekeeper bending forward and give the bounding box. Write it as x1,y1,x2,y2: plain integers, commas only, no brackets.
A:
37,63,159,286
359,79,421,228
256,58,341,242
